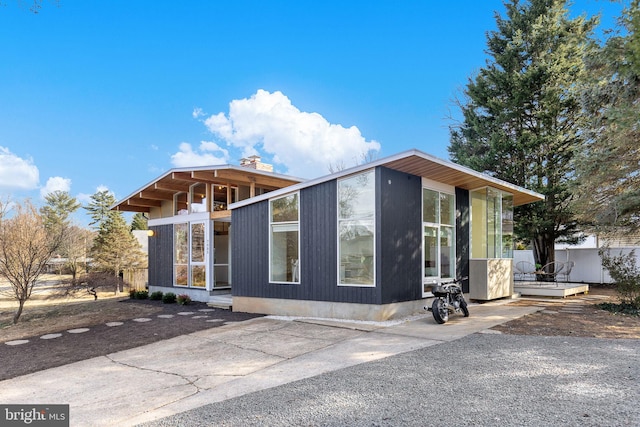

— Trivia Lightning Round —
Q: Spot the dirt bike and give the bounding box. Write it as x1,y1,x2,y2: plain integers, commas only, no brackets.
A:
425,277,469,324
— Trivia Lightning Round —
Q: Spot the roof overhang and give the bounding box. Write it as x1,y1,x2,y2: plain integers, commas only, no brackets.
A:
112,165,305,213
230,149,544,209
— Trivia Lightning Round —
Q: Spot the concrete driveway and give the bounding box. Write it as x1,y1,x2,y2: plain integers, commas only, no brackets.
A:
0,301,538,426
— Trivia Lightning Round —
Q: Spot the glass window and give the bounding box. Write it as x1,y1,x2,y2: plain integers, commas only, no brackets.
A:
338,170,375,286
423,226,438,277
174,223,188,286
174,222,208,288
175,192,188,215
191,223,205,262
471,187,514,258
423,189,438,223
213,185,228,211
440,193,454,226
423,188,456,294
270,193,300,283
190,183,207,213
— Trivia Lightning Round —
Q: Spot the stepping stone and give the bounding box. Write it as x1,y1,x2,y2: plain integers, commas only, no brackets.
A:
542,310,558,314
41,333,62,340
199,309,215,312
67,328,90,334
5,339,29,346
106,322,123,327
177,312,195,316
157,314,174,319
192,315,209,319
206,319,224,323
133,318,152,323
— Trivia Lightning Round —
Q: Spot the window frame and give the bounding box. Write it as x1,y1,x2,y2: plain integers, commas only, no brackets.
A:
421,182,456,297
337,169,376,288
268,192,301,284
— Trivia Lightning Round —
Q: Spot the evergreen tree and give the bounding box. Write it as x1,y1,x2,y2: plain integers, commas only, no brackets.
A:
449,0,596,268
40,190,80,234
576,0,640,233
130,212,148,231
91,212,147,294
84,189,117,229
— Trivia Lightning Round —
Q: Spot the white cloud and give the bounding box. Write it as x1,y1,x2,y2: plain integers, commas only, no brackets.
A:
170,141,230,168
0,146,39,190
192,107,206,119
202,89,381,178
40,176,71,199
76,185,113,204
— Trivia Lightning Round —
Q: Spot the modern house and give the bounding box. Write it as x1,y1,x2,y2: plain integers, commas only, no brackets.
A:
114,149,544,321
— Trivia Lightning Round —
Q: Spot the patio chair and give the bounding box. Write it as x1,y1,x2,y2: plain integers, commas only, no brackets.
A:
555,261,574,282
514,261,537,281
540,262,566,285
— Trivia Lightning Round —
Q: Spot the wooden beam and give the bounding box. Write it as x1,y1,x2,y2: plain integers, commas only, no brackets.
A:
127,199,162,208
139,190,174,201
154,181,190,192
115,204,150,213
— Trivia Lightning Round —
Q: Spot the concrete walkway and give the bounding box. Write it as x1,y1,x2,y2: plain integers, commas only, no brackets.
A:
0,301,538,426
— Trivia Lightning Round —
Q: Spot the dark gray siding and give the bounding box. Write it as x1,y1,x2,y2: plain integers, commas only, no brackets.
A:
231,201,269,297
378,167,423,303
232,180,380,304
232,168,426,305
455,187,470,293
148,224,174,288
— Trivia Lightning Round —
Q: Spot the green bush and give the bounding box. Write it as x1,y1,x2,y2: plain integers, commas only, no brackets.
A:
134,290,148,300
162,292,177,304
129,289,136,299
149,291,164,301
600,248,640,310
177,294,191,305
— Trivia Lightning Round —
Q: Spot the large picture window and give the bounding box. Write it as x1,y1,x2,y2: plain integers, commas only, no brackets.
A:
471,187,514,258
269,193,300,283
338,170,375,287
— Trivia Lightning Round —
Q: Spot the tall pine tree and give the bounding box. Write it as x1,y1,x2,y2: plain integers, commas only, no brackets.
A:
449,0,596,268
576,0,640,234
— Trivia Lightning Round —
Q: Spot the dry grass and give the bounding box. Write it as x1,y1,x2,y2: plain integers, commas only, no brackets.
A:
0,274,161,343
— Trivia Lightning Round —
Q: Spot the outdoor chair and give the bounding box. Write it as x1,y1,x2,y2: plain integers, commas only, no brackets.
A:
514,261,537,281
555,261,574,282
540,262,566,285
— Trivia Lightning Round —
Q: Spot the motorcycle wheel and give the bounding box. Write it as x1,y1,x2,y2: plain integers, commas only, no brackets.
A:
460,299,469,317
431,298,448,324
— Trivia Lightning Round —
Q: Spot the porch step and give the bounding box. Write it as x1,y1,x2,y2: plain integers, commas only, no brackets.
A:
208,294,233,310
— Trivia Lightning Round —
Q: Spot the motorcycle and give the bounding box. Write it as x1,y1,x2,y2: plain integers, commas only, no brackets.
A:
425,277,469,324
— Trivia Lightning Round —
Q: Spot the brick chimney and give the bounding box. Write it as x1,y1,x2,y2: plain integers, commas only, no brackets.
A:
240,155,273,172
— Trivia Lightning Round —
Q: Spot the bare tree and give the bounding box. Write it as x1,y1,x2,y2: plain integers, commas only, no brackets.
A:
0,200,63,323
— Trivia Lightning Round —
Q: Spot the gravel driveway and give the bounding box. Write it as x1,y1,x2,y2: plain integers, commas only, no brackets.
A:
143,333,640,427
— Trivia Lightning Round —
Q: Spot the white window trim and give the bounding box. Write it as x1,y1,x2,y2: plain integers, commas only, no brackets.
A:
422,186,456,298
173,221,211,290
268,192,301,284
337,169,376,288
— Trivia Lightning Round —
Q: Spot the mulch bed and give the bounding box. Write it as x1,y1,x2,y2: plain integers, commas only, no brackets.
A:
0,300,262,381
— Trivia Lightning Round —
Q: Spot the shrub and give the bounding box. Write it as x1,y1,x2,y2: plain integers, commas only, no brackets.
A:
135,290,149,300
129,289,136,299
600,248,640,310
162,292,177,304
149,291,164,301
177,294,191,305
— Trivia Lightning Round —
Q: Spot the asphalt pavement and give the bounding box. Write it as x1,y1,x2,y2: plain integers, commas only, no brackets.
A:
1,299,638,426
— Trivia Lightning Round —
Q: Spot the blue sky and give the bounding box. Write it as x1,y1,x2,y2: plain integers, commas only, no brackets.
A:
0,0,624,223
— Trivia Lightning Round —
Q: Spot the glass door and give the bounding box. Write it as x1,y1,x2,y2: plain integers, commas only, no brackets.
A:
213,221,231,288
190,221,207,288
